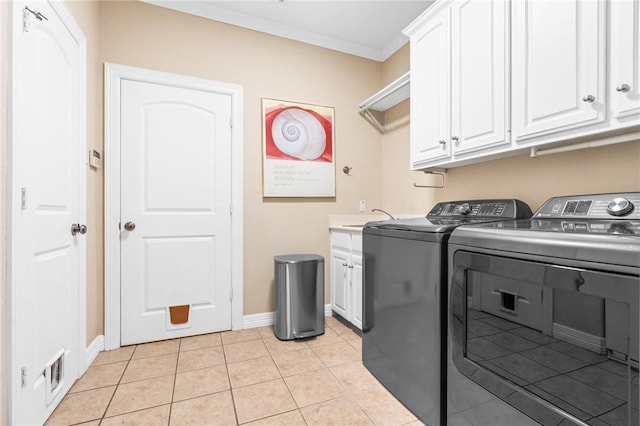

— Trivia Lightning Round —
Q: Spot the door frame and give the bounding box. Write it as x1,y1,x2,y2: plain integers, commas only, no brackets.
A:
104,63,244,350
7,0,87,422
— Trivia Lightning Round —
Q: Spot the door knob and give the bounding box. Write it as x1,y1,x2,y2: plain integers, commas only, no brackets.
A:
71,224,87,236
124,221,136,231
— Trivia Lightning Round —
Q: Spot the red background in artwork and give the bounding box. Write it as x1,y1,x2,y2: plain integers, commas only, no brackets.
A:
264,106,333,162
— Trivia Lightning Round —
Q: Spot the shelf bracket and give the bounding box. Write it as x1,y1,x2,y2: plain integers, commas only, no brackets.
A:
413,170,445,189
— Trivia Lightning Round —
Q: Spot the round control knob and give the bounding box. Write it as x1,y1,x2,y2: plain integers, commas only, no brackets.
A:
606,197,634,217
458,203,472,215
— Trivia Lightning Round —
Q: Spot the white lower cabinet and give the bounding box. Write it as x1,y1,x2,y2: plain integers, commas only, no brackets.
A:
330,231,363,330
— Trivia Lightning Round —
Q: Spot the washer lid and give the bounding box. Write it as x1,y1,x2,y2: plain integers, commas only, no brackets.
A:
365,217,498,233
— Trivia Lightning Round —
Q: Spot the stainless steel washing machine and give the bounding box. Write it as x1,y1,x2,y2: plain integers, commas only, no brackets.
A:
362,199,532,426
448,192,640,426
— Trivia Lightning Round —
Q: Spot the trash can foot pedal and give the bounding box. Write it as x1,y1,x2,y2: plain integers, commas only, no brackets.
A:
294,330,324,339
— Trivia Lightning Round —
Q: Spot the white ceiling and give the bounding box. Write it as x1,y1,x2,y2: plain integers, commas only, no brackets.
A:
142,1,434,61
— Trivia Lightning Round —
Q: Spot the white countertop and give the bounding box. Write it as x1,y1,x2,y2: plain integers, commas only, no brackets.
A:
328,213,421,232
328,214,385,232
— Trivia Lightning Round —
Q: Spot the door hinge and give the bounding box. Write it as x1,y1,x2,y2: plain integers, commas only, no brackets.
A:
21,187,27,210
230,116,233,128
22,8,30,32
229,203,233,215
23,6,48,32
20,366,27,388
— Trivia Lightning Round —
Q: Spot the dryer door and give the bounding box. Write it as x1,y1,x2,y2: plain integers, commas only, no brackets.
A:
449,251,639,426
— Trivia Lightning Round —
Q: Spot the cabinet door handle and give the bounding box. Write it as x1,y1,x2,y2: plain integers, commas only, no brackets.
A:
582,94,596,103
616,83,631,93
438,140,447,145
342,263,348,267
451,136,459,144
348,264,354,269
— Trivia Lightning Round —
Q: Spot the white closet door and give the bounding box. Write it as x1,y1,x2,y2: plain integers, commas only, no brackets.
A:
120,79,233,345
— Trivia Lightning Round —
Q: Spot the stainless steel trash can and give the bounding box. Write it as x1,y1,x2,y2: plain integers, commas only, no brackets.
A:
274,254,325,340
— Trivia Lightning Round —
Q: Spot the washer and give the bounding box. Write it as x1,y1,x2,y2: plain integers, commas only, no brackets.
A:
362,199,532,425
447,192,640,425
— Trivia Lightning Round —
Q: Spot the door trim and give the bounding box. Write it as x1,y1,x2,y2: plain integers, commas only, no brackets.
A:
8,1,87,423
104,63,244,350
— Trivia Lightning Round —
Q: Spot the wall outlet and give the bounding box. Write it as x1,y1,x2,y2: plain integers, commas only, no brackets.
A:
359,200,366,212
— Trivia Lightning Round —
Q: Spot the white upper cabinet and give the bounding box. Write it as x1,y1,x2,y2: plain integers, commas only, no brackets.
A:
405,0,639,171
512,0,607,143
609,0,640,126
450,0,509,155
407,6,451,169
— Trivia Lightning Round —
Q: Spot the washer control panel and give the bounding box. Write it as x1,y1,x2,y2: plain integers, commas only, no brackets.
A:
427,199,532,219
535,193,640,219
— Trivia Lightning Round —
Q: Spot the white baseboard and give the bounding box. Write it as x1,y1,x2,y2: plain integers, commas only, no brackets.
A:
85,335,105,369
553,323,606,354
243,304,332,329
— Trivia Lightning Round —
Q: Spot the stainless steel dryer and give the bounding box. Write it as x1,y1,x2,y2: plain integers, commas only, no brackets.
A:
448,193,640,426
362,199,532,426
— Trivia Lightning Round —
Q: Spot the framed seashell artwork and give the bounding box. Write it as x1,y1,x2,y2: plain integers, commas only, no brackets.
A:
262,98,336,197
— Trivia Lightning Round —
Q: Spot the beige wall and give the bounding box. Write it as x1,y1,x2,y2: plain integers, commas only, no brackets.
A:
380,43,640,213
66,0,103,350
96,1,384,325
380,44,437,215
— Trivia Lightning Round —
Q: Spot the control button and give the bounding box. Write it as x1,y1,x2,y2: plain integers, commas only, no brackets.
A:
606,197,634,216
458,203,472,215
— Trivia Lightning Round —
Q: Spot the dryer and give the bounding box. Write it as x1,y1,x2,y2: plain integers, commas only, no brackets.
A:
447,193,640,425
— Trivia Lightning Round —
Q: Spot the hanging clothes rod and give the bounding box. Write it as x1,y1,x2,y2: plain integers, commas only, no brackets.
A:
414,170,445,189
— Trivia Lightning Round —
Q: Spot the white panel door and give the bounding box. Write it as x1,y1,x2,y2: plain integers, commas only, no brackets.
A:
451,0,509,155
512,0,606,142
410,8,451,169
12,1,84,424
120,80,232,345
610,0,640,126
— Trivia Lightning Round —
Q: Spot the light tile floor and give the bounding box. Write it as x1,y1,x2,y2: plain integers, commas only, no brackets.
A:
46,317,423,425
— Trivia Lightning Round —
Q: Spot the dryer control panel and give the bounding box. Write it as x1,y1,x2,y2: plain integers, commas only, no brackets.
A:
535,192,640,219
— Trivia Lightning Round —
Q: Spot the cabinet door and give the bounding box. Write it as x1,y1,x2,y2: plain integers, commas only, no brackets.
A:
351,254,363,330
451,0,509,155
330,249,350,320
512,0,606,142
610,0,640,126
410,8,451,169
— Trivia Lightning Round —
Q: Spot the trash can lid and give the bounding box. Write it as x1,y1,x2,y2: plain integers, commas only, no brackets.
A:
274,254,324,264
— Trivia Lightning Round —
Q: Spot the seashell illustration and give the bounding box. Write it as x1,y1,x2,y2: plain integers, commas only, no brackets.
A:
271,108,327,160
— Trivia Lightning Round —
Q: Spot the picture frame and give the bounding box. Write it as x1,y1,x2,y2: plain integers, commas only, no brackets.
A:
262,98,336,197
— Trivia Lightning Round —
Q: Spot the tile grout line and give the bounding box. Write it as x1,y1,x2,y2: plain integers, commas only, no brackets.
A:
221,333,241,425
166,339,182,426
264,335,310,426
98,345,137,423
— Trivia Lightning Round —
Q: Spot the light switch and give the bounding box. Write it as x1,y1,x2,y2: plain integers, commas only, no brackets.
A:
89,149,101,169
